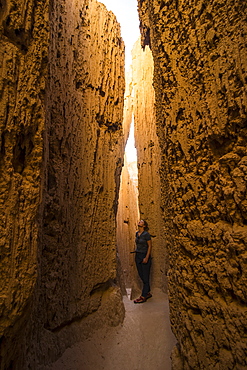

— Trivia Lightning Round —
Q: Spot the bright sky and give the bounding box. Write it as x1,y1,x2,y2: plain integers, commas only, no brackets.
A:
125,118,137,163
99,0,140,68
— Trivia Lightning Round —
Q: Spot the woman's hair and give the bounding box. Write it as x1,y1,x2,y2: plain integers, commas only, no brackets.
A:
143,220,149,231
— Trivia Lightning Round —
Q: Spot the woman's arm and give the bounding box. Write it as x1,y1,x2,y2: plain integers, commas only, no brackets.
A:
143,239,152,264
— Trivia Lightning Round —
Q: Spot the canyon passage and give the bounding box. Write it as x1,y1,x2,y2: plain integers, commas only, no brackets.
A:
0,0,247,369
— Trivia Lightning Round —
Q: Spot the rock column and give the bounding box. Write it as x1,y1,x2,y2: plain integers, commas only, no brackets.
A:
0,0,49,365
138,0,247,369
0,0,125,368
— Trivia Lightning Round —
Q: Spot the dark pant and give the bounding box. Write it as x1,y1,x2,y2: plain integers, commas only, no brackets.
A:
135,252,152,297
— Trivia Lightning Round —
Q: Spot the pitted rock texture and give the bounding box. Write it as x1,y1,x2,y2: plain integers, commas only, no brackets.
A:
0,0,125,368
132,39,169,292
0,0,49,347
138,1,247,369
42,0,125,335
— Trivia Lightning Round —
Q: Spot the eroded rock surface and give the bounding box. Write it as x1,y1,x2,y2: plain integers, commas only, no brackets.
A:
0,0,125,368
138,0,247,369
42,0,125,335
0,0,49,357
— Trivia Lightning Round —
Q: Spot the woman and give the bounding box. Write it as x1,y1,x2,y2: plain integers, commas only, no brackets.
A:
134,219,152,303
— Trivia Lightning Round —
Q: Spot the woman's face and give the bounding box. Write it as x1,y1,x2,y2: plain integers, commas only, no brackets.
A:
138,220,145,227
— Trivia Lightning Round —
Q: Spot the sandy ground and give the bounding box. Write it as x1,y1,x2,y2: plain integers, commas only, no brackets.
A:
48,288,176,370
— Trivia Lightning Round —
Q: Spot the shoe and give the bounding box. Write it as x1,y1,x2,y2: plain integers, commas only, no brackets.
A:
146,292,152,300
134,296,147,304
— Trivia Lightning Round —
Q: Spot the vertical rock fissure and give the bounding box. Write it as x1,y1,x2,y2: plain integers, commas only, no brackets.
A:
132,39,169,293
117,38,170,299
117,115,140,296
1,0,126,368
116,47,140,294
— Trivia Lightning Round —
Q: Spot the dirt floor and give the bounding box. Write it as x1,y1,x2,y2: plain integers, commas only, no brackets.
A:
48,288,177,370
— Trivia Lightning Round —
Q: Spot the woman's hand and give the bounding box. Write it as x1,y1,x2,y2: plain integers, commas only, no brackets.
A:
142,240,152,264
142,256,149,264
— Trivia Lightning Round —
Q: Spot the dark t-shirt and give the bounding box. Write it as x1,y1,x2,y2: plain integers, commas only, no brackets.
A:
135,231,151,253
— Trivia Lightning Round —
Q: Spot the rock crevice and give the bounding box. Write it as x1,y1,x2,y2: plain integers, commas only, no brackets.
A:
0,0,125,368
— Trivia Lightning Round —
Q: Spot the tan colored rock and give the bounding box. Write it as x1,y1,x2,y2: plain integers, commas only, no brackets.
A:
138,0,247,369
0,0,125,368
42,0,125,333
123,67,134,144
0,0,49,345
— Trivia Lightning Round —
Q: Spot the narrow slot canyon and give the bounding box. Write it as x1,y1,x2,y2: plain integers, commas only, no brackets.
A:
1,0,247,370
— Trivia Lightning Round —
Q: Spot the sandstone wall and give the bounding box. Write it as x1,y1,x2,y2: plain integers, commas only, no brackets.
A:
132,38,169,292
0,0,49,363
41,0,125,336
138,1,247,369
0,0,125,368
